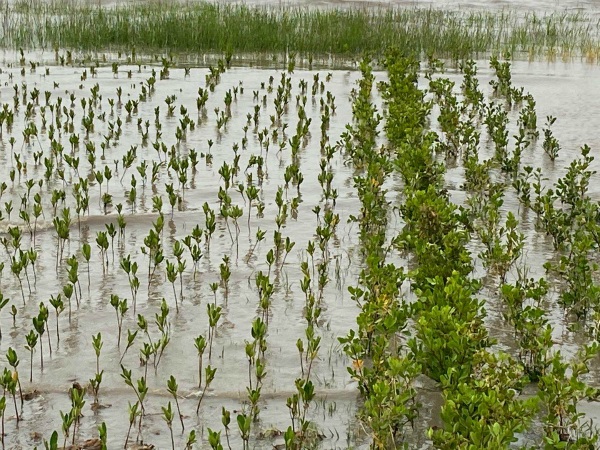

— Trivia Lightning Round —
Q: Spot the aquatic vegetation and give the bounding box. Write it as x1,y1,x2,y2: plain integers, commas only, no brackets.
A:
2,2,600,61
0,25,599,448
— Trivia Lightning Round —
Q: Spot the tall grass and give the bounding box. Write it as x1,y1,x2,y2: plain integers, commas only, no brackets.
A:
1,0,600,60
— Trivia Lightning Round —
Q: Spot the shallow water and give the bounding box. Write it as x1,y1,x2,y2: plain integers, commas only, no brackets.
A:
0,53,599,448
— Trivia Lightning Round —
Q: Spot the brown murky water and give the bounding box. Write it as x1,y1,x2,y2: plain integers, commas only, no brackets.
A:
0,51,599,448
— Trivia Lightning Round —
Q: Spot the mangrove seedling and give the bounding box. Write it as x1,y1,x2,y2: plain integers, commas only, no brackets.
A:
0,396,5,448
237,413,251,450
196,365,216,414
221,407,232,450
0,293,9,339
185,430,197,450
208,428,224,450
60,410,75,450
207,303,222,360
120,255,140,314
125,401,140,449
167,375,185,431
194,335,206,388
95,231,109,274
120,366,148,441
81,242,92,292
32,313,46,371
25,329,37,382
119,329,138,364
49,294,64,342
6,347,23,408
1,368,19,424
90,332,103,404
161,402,175,450
110,295,128,347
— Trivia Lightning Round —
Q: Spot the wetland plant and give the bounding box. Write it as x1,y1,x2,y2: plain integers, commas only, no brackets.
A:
48,294,64,343
539,344,600,446
207,303,222,360
6,347,23,409
542,115,560,160
125,402,140,449
1,368,19,426
120,255,140,314
81,243,91,290
32,311,46,371
165,260,180,312
142,216,165,293
119,329,138,364
0,294,8,339
161,402,175,450
194,335,207,388
24,330,37,382
237,413,251,450
90,332,104,405
166,375,185,432
195,365,217,414
120,366,148,444
221,407,233,450
95,231,109,274
207,428,223,450
0,395,5,448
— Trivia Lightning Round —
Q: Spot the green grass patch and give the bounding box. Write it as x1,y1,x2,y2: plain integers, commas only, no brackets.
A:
1,0,600,60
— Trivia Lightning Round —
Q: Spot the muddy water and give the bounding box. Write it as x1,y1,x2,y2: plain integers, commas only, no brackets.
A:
0,62,375,449
0,56,599,448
